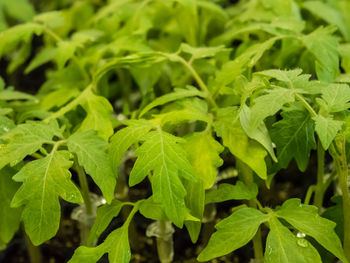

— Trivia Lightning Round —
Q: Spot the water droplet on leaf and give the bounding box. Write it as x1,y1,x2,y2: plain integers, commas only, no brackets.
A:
297,239,308,248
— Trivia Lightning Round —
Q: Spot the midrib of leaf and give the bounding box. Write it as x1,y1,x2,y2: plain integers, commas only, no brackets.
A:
270,218,288,261
38,146,57,240
327,88,340,108
111,227,128,263
158,129,174,208
277,115,310,159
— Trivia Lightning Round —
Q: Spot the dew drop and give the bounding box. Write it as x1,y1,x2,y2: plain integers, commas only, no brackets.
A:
297,232,306,238
297,239,308,248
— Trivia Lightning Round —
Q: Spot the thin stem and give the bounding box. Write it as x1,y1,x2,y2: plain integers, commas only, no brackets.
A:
74,154,93,215
124,201,141,226
42,26,90,82
237,159,264,262
43,84,92,122
304,185,316,205
24,228,42,263
295,93,317,117
164,54,218,109
314,139,325,210
156,221,174,263
336,138,350,260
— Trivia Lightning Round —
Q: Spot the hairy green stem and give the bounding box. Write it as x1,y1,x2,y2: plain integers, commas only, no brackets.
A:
336,139,350,260
295,93,317,117
24,229,42,263
161,53,218,109
314,139,325,210
156,221,173,263
237,159,264,262
73,154,93,245
74,154,93,215
304,185,316,205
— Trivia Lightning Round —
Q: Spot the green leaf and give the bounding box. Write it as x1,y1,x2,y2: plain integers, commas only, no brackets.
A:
139,197,168,221
139,86,206,117
2,0,35,22
67,130,116,203
130,129,196,227
152,98,211,126
265,216,322,263
11,151,83,245
180,43,227,59
109,120,153,173
276,199,347,262
25,47,58,74
317,83,350,112
0,115,15,136
0,22,43,58
0,89,37,101
0,121,62,170
303,1,349,41
240,105,277,162
0,166,22,244
69,225,130,263
301,26,339,82
271,110,316,171
214,107,267,179
87,200,124,246
313,115,343,150
249,87,295,130
205,181,258,204
40,88,80,111
78,89,114,140
183,132,223,189
184,179,204,243
197,207,269,261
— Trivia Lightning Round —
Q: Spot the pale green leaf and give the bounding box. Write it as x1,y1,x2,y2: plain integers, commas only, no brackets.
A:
197,208,269,261
271,110,316,172
139,86,205,117
313,115,343,150
69,225,130,263
0,89,37,101
0,116,15,136
11,151,83,245
205,181,258,204
303,1,349,41
87,200,124,246
40,88,80,110
78,89,114,140
109,120,153,173
25,47,58,74
67,130,116,203
0,22,43,58
180,43,227,59
184,179,204,243
240,105,277,162
130,129,196,227
249,87,295,130
276,199,347,262
0,121,62,170
0,166,22,244
301,26,339,82
317,83,350,112
3,0,35,22
183,132,223,189
139,197,168,221
265,216,322,263
214,107,267,179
